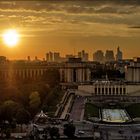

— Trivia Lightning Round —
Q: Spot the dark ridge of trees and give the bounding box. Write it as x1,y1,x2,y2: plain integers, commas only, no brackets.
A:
0,68,64,124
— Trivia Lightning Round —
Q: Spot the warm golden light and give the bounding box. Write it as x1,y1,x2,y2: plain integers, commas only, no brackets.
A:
2,29,19,47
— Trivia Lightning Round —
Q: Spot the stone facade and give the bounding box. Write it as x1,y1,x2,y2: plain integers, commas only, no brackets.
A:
125,61,140,83
60,59,91,84
78,81,140,96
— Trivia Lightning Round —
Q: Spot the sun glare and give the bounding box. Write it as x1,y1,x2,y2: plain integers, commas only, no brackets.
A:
2,29,19,48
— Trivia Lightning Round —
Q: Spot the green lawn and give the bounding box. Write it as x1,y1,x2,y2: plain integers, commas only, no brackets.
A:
84,103,99,120
126,103,140,118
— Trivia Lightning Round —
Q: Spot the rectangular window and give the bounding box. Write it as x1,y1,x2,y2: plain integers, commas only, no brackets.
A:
102,88,104,94
116,88,118,95
105,88,108,95
113,88,115,94
123,88,126,94
95,87,97,94
109,88,111,95
98,88,100,94
120,88,122,95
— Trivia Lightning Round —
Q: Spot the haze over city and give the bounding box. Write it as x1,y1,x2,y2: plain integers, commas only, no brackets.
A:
1,1,140,139
0,0,140,60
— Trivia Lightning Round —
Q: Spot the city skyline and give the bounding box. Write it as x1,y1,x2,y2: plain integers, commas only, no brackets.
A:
0,0,140,59
0,1,140,139
0,47,123,61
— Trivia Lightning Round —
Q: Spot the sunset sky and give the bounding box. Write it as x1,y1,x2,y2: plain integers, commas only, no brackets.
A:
0,0,140,60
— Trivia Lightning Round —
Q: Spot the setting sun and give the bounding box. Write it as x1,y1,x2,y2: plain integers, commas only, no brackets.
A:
2,29,19,48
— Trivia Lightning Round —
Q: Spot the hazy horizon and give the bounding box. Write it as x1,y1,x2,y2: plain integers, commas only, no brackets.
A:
0,0,140,60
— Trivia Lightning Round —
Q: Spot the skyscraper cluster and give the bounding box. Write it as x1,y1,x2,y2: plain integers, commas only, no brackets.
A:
93,47,123,63
116,47,123,61
46,50,89,62
93,50,104,63
78,50,89,61
46,52,60,62
45,47,123,63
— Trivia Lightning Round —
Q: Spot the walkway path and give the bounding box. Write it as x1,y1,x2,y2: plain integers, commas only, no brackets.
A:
70,96,85,121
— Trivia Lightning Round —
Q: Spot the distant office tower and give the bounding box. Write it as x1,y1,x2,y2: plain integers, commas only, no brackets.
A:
46,53,49,61
93,50,104,63
46,52,53,62
105,50,115,62
78,50,89,61
35,56,38,61
27,56,31,61
116,46,123,61
46,52,60,62
54,52,60,62
49,52,53,62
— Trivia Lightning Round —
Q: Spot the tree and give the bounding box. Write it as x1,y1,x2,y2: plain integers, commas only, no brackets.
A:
42,86,63,112
64,123,76,138
15,108,31,132
5,128,11,139
0,100,21,122
0,85,22,103
29,91,41,117
16,108,30,124
0,121,10,138
49,127,60,139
